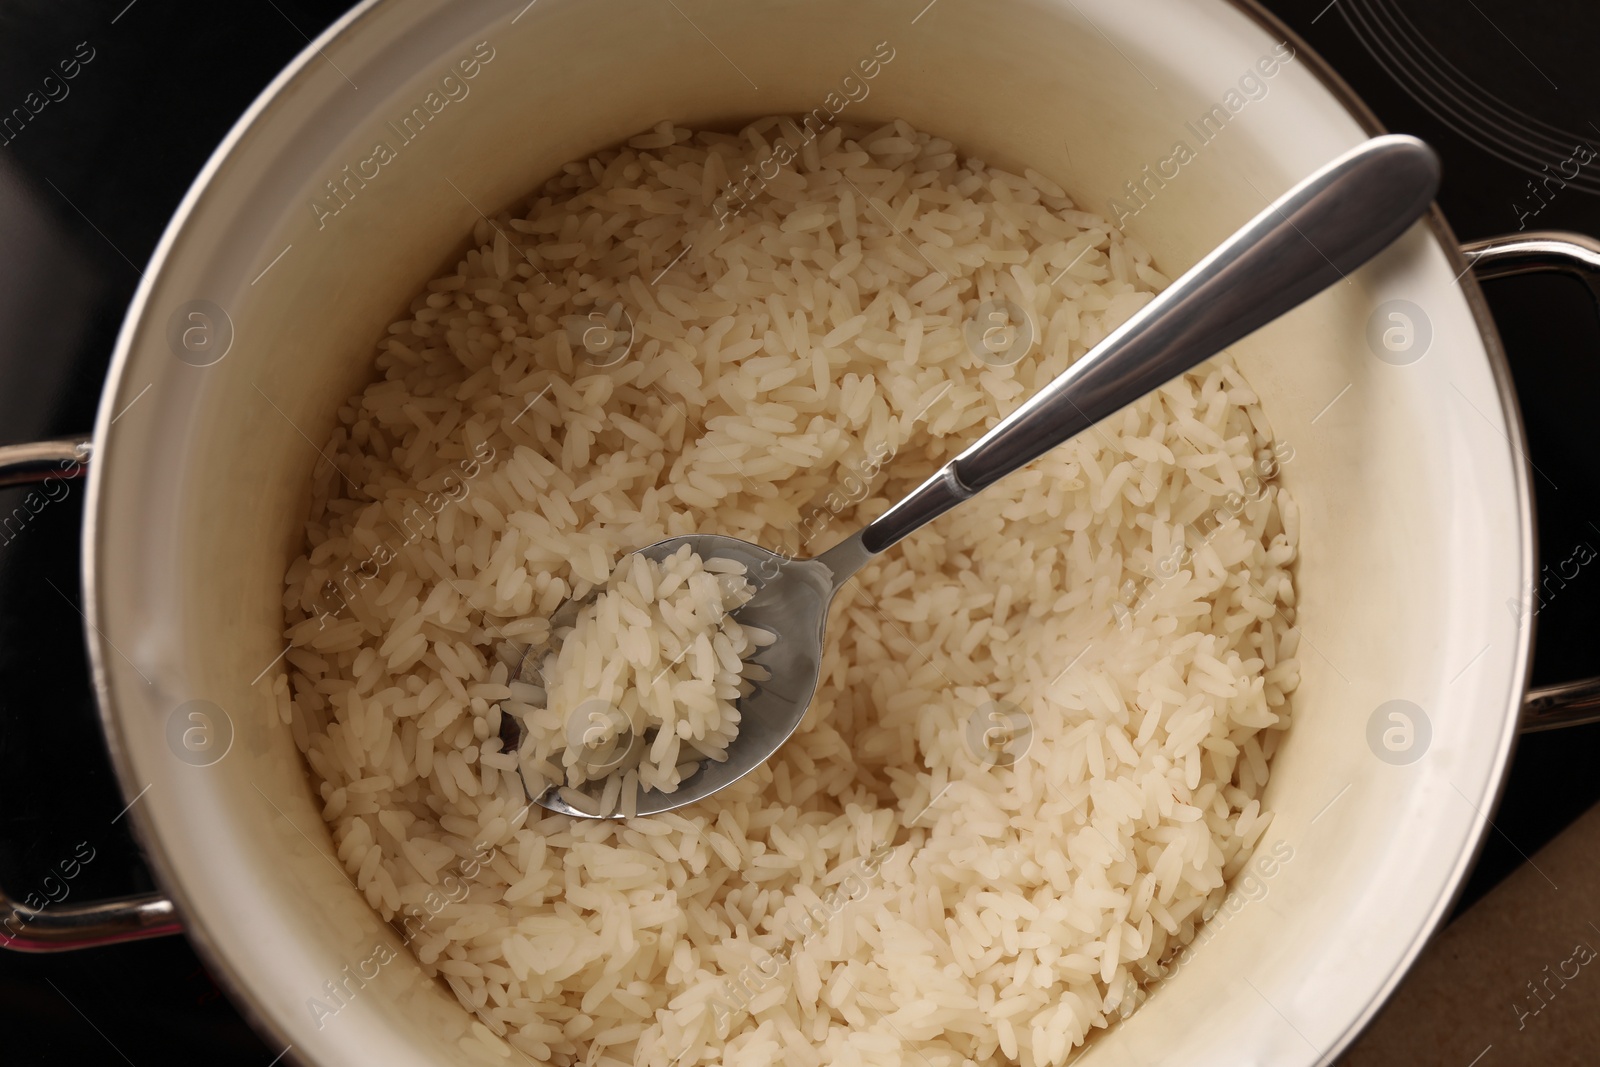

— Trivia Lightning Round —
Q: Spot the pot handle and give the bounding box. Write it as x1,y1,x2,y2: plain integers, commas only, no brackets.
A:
1465,231,1600,733
0,436,181,951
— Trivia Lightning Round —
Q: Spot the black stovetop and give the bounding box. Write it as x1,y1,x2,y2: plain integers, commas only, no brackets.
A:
1,1,1597,1063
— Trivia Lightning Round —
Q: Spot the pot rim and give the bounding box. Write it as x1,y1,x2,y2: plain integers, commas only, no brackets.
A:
78,2,1537,1063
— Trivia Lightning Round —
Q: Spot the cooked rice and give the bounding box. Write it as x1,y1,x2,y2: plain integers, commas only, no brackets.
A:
281,116,1300,1067
510,545,772,815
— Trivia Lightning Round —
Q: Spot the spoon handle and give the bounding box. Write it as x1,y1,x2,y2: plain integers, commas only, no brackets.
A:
847,134,1439,560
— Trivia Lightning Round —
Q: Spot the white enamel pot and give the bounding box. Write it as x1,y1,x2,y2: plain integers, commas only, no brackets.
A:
4,2,1600,1065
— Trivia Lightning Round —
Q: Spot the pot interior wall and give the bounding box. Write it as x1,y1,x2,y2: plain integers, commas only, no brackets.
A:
89,1,1528,1063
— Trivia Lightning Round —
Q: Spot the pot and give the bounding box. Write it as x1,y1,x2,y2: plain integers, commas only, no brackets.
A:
4,1,1599,1063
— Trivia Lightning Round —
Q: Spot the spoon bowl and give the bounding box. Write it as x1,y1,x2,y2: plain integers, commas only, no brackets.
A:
523,533,865,817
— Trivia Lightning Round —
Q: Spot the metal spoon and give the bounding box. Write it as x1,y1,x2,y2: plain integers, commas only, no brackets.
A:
525,134,1441,818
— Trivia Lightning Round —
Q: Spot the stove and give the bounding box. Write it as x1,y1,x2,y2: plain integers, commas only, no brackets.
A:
1,1,1596,1063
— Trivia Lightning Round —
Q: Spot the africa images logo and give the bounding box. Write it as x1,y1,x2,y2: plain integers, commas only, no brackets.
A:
309,42,496,230
1106,43,1298,232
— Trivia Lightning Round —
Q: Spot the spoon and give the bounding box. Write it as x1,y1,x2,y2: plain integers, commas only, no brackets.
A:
525,134,1441,818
